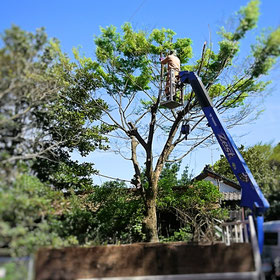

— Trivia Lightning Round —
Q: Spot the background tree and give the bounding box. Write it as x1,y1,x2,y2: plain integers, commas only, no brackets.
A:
156,162,227,242
52,181,145,245
0,172,78,257
85,181,144,243
212,143,280,219
212,143,280,195
0,25,112,190
0,26,114,261
266,143,280,220
78,0,280,241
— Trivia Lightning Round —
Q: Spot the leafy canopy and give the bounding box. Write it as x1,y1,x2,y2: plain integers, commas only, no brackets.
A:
0,25,113,191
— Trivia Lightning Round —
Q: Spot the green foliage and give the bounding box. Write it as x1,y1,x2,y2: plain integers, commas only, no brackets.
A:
250,27,280,77
234,0,260,41
0,25,113,191
157,163,222,208
52,191,98,244
34,160,98,191
212,143,280,220
1,261,28,280
55,181,145,245
160,227,192,243
175,181,228,242
178,165,193,186
213,143,280,196
174,181,222,210
219,0,259,41
0,0,279,247
0,25,56,163
157,163,192,207
94,23,152,95
270,143,280,162
265,191,280,221
158,163,180,193
156,163,228,242
264,143,280,220
197,0,278,110
200,2,259,87
0,171,146,255
0,173,78,257
166,180,227,242
66,3,279,240
93,23,192,98
85,181,145,243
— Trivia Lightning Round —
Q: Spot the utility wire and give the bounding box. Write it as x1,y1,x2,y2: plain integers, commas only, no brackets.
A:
96,173,131,183
128,0,147,22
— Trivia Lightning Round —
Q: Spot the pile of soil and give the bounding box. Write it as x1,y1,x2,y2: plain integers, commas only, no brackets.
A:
35,242,255,280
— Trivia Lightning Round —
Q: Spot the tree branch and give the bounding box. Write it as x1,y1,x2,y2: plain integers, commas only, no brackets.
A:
127,121,147,150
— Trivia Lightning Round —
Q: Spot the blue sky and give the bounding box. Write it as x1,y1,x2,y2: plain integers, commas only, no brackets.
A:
1,0,280,183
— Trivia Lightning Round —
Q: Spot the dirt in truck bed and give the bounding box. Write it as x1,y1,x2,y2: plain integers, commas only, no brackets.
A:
35,242,255,280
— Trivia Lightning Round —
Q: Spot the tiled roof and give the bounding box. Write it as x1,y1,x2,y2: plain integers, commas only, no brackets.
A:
193,166,241,191
221,192,241,201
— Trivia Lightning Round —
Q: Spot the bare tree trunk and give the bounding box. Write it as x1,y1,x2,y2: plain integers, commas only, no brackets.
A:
143,176,159,242
143,200,158,242
129,135,158,242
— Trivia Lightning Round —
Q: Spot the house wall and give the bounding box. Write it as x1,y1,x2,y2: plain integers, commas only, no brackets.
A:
203,176,239,192
202,176,242,221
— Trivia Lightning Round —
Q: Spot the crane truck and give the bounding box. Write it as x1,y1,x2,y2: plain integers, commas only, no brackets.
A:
162,70,270,253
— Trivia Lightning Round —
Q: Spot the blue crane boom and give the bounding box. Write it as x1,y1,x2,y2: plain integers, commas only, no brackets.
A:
179,71,269,252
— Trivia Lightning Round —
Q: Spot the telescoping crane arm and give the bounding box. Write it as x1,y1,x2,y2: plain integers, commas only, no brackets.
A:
179,71,269,251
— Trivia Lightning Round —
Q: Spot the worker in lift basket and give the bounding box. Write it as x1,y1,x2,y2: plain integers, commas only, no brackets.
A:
160,50,181,99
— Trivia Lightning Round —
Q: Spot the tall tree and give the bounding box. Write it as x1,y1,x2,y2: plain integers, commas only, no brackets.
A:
0,26,112,189
77,1,280,241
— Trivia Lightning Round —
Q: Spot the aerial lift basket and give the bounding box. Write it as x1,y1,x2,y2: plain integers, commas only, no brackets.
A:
160,69,184,109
